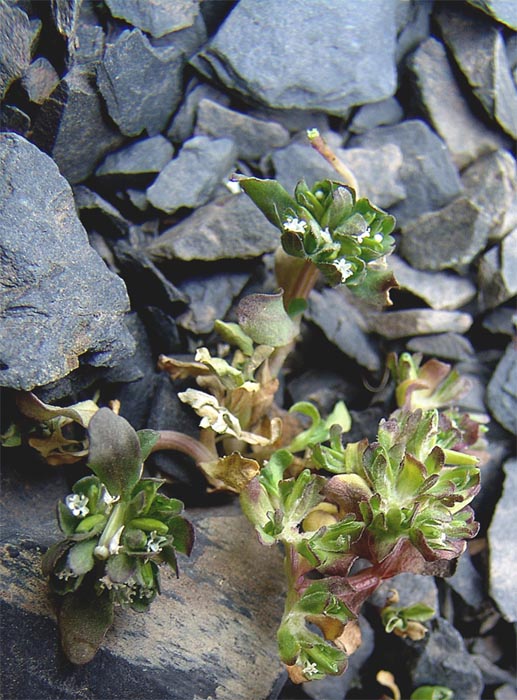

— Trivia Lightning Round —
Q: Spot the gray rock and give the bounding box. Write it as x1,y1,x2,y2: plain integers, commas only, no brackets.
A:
0,1,31,98
306,287,381,372
167,79,231,144
400,197,491,271
95,135,174,179
411,617,483,700
472,653,517,687
192,0,398,115
446,551,485,608
97,29,185,137
367,309,473,339
408,37,507,169
462,149,517,243
489,458,517,621
395,0,433,63
272,140,406,210
478,228,517,310
74,22,104,67
146,135,237,214
195,99,290,161
0,104,31,137
51,0,83,64
73,185,129,237
0,133,133,390
105,0,200,38
369,571,439,611
348,97,404,134
483,307,517,336
466,0,517,29
496,684,517,700
287,369,360,416
126,188,149,211
487,342,517,435
389,255,476,310
21,57,60,105
349,120,462,226
249,106,331,137
407,333,475,362
436,6,517,138
31,65,123,184
148,192,280,262
177,268,251,334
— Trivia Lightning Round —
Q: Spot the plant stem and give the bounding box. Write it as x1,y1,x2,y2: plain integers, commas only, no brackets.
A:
307,130,359,193
152,430,216,465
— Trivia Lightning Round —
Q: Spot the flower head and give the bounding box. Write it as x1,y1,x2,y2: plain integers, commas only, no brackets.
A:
334,258,353,283
283,216,307,234
146,531,168,554
65,493,89,518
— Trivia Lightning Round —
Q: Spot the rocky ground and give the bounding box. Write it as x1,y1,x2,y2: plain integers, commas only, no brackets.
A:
1,1,516,699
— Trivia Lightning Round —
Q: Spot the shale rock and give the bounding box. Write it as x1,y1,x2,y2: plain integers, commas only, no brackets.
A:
95,135,174,180
466,0,517,31
478,229,517,310
406,333,475,362
167,79,231,144
483,307,516,337
486,342,517,435
192,0,398,115
0,1,31,98
0,104,30,137
348,97,403,134
0,133,133,391
73,185,129,238
105,0,200,38
446,551,484,609
368,309,473,339
20,57,60,106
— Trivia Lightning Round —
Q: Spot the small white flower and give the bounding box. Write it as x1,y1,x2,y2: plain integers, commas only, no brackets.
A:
98,574,115,590
108,525,125,555
303,662,319,678
65,493,89,518
357,226,371,244
334,258,353,282
373,233,384,243
282,216,307,234
320,227,333,245
102,487,120,507
146,531,168,554
56,567,76,581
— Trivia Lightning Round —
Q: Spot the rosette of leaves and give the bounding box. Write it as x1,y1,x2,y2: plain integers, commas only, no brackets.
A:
237,175,397,306
42,408,193,664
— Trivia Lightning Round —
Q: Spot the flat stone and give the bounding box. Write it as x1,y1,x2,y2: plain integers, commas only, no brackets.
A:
486,342,517,435
400,197,490,271
105,0,200,38
272,141,406,210
146,135,237,214
411,618,483,700
483,307,517,336
348,97,404,134
349,120,462,226
0,133,133,390
389,255,476,310
496,684,517,700
195,99,290,161
74,22,104,67
167,79,231,144
147,192,280,262
395,0,433,63
249,106,331,137
0,1,31,98
488,458,517,621
367,309,473,339
31,65,123,184
97,29,185,137
0,104,31,137
192,0,398,115
446,551,485,609
406,333,475,362
461,149,517,243
177,268,251,334
20,57,60,105
478,229,517,310
287,369,360,416
466,0,517,29
51,0,83,64
408,37,507,169
306,287,381,372
95,135,174,179
73,185,129,237
369,571,439,611
436,5,517,138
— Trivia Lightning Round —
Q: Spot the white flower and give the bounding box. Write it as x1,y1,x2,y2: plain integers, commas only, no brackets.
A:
357,226,371,244
65,493,89,518
146,531,168,554
320,227,333,245
102,487,120,507
282,216,307,234
373,233,384,243
56,567,76,581
334,258,353,282
303,662,319,678
108,525,125,555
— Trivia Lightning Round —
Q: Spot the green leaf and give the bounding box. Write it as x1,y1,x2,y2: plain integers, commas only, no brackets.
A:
410,686,454,700
87,408,142,499
214,320,254,355
106,553,136,583
282,470,325,526
67,539,97,576
240,478,277,545
167,516,194,556
237,176,297,228
59,588,114,665
236,291,298,347
287,402,328,453
325,401,352,433
16,391,98,427
347,265,398,308
259,449,293,499
57,501,79,536
42,540,72,577
137,429,160,463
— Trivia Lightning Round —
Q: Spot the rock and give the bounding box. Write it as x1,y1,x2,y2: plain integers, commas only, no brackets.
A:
0,133,133,391
105,0,200,38
488,458,517,621
97,29,185,137
176,268,251,334
367,309,473,339
483,307,517,336
389,255,476,310
466,0,517,30
436,5,517,139
446,551,485,609
147,192,280,262
486,342,517,434
74,22,104,67
496,684,517,700
51,0,83,64
195,99,290,161
395,0,432,63
349,120,462,226
472,654,517,687
167,79,231,144
369,572,439,611
73,185,129,238
287,369,360,416
126,188,149,211
400,198,491,271
306,287,381,372
192,0,398,115
410,617,483,700
407,37,507,169
0,1,31,98
31,65,123,184
478,229,517,310
348,97,404,134
271,140,406,210
0,103,31,137
146,135,237,214
20,57,60,105
249,106,331,137
140,306,182,356
406,333,475,362
461,150,517,243
0,464,285,700
95,135,174,180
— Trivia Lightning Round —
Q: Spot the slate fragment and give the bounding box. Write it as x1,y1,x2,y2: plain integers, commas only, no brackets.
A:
348,97,403,134
0,1,31,98
0,133,133,391
478,229,517,310
192,0,398,114
148,192,280,262
349,120,462,226
32,65,123,184
369,572,439,611
445,551,485,609
406,333,475,362
95,135,174,180
486,342,517,435
367,309,473,339
73,185,129,237
51,0,83,64
394,0,432,63
105,0,200,38
407,37,507,168
146,135,237,214
466,0,517,31
0,104,31,137
97,29,185,137
20,57,60,105
166,79,231,144
483,307,516,337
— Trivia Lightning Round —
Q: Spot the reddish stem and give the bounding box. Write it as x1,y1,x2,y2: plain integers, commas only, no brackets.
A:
152,430,216,465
